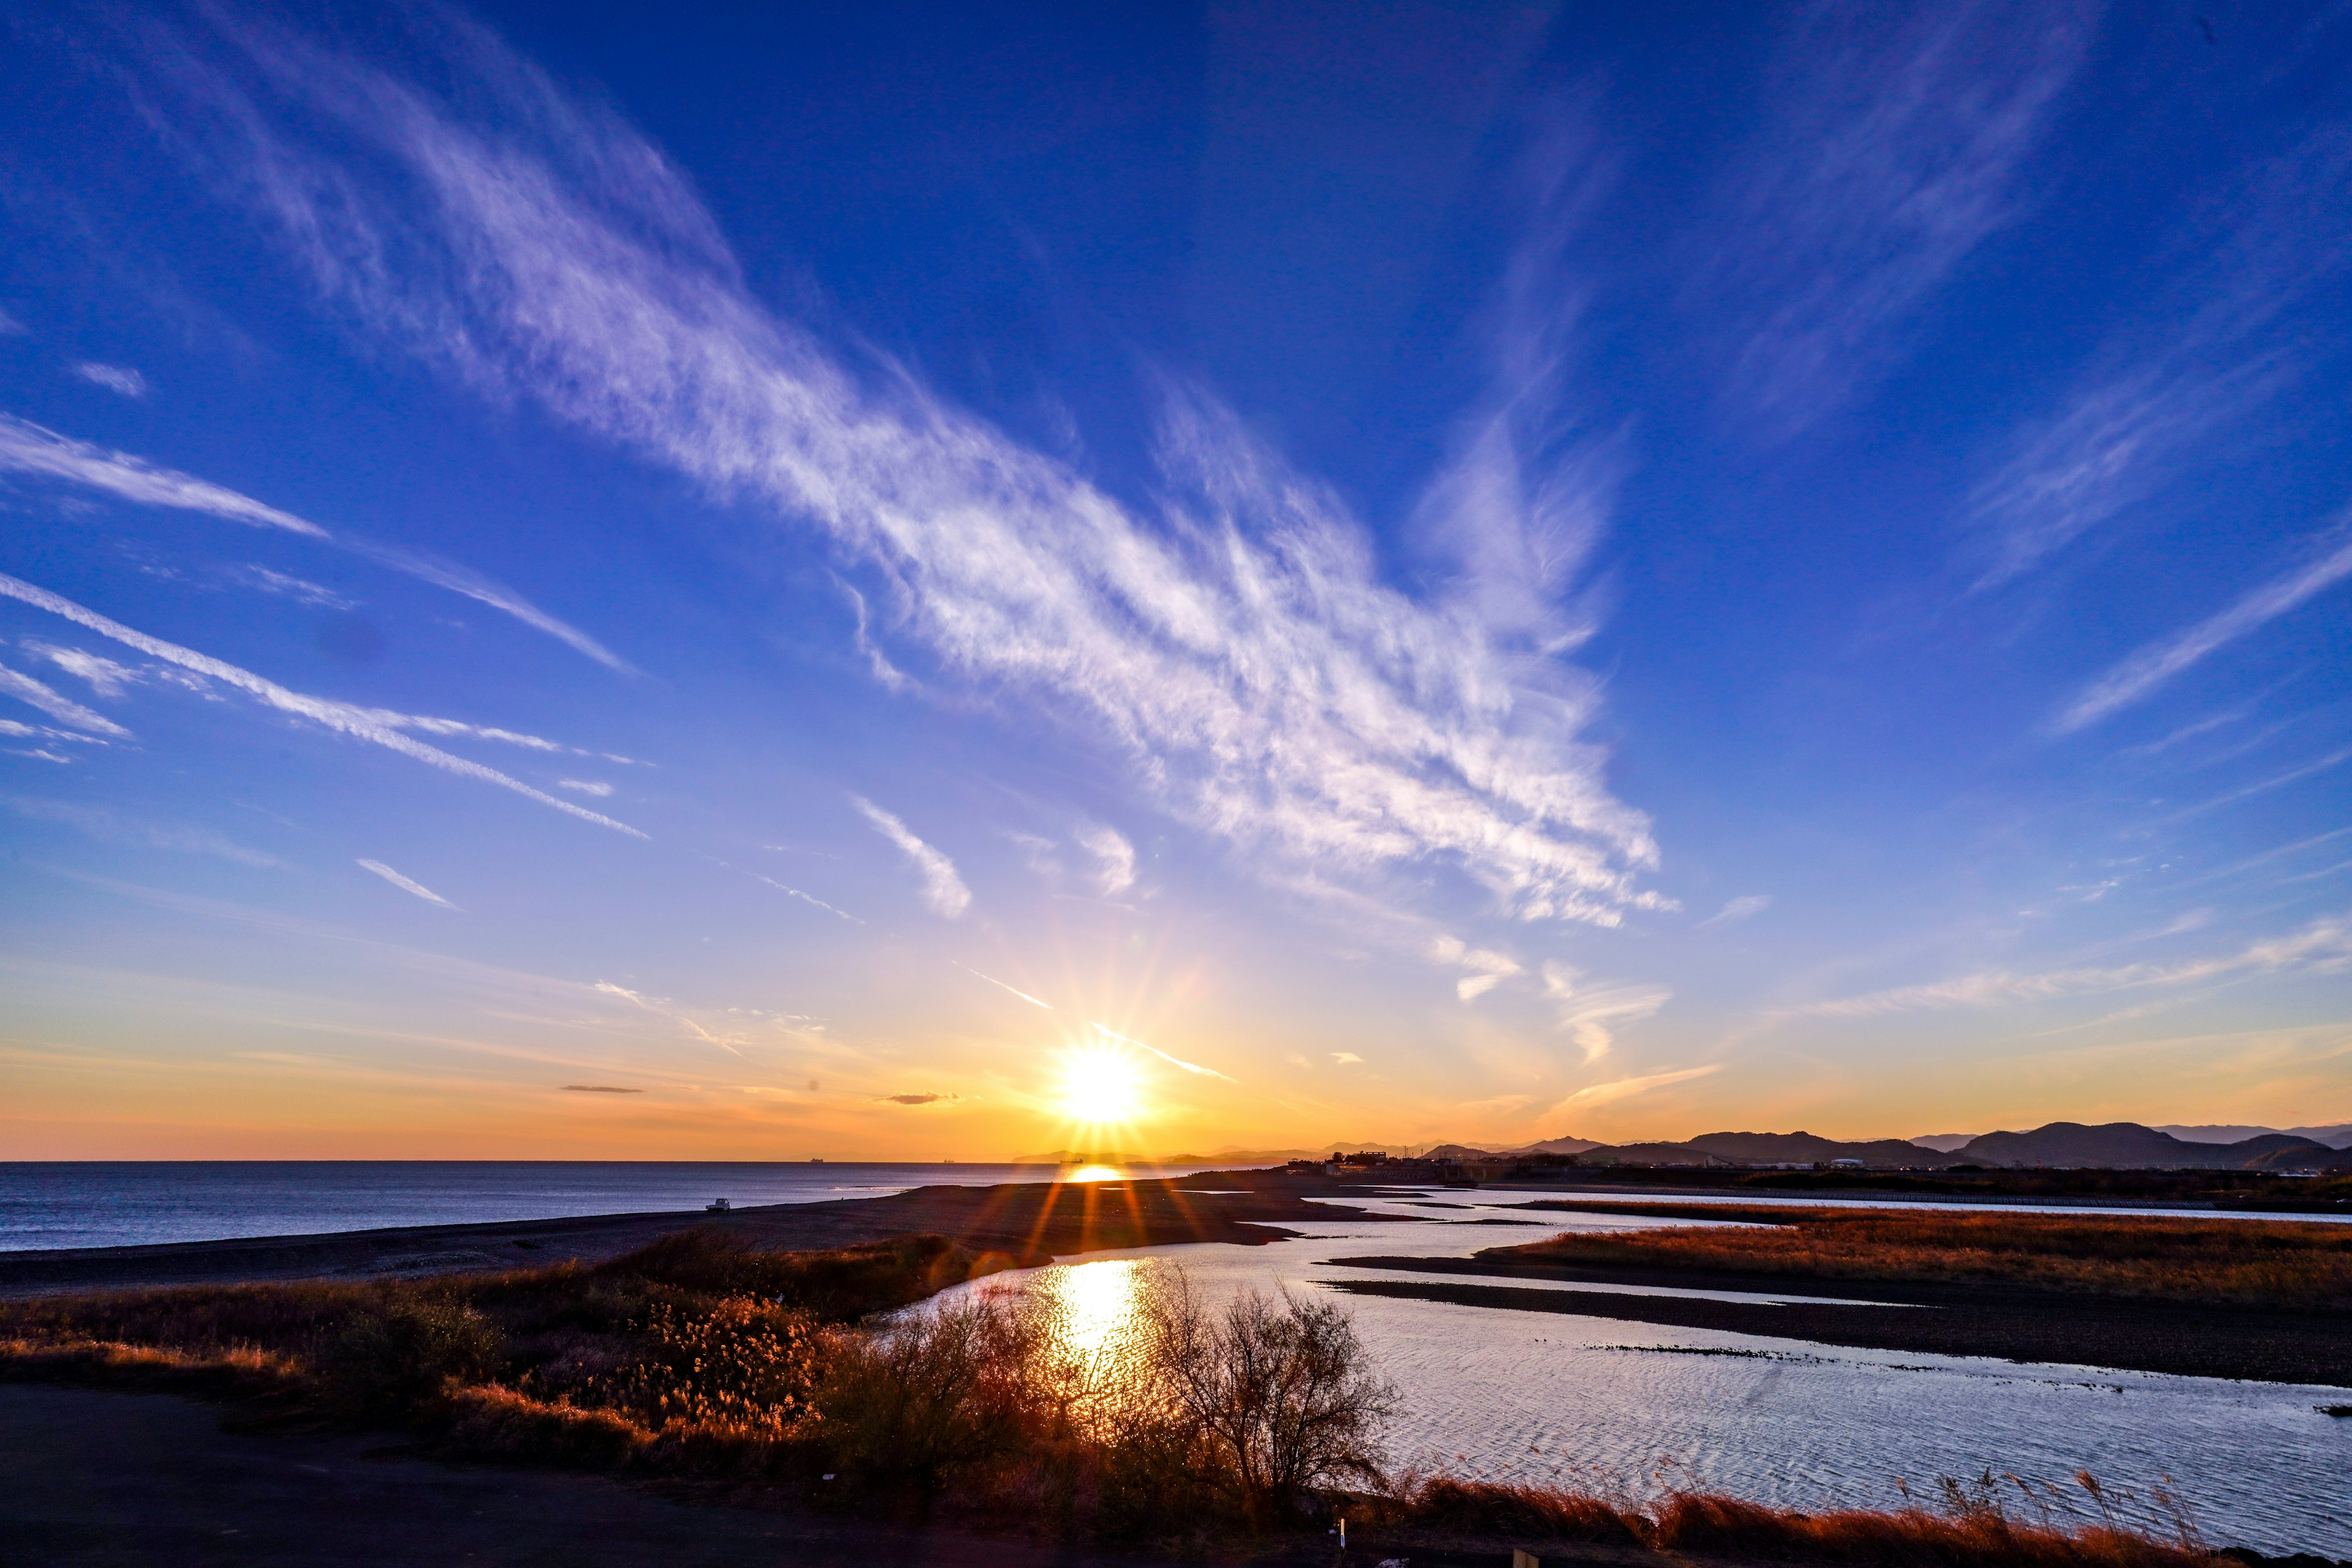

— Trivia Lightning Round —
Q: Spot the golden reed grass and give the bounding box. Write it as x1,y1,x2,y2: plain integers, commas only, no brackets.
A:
1505,1204,2352,1308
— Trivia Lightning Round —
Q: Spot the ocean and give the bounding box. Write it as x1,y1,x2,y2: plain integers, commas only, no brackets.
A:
0,1161,1202,1253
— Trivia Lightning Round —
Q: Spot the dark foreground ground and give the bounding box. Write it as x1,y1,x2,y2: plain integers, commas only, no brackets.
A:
1323,1253,2352,1386
0,1169,1365,1299
0,1383,1667,1568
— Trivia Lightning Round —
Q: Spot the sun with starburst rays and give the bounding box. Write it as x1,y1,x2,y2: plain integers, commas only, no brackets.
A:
1059,1043,1144,1125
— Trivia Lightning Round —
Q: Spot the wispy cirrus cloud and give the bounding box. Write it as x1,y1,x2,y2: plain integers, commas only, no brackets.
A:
28,640,144,698
228,564,352,608
4,794,281,866
1798,913,2352,1017
1076,824,1136,897
1698,894,1771,929
706,855,862,924
138,10,1662,930
589,978,751,1057
851,796,970,919
0,657,131,737
0,571,644,837
356,857,454,906
2055,524,2352,731
1545,1062,1719,1117
0,412,628,670
1971,123,2352,583
1541,962,1670,1063
72,363,148,398
1710,0,2095,434
1431,933,1521,1002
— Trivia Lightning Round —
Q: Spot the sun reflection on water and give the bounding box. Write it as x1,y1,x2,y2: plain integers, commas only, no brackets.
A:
1028,1257,1150,1379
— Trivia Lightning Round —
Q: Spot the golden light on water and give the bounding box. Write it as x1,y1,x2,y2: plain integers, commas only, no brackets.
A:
1066,1163,1125,1182
1033,1258,1149,1375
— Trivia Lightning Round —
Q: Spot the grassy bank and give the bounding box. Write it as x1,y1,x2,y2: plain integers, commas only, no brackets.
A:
1498,1204,2352,1308
0,1227,2274,1564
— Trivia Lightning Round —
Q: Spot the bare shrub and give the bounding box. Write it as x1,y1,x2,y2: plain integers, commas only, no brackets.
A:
1137,1268,1397,1526
814,1297,1047,1490
317,1289,503,1416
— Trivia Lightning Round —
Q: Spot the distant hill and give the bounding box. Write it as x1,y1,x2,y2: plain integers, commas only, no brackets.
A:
2155,1123,2352,1150
1017,1119,2352,1174
1955,1122,2339,1169
1909,1133,1978,1153
1684,1131,1960,1166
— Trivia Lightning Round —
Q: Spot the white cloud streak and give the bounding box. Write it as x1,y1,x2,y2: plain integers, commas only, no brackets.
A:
1698,894,1771,929
1546,1062,1719,1116
143,13,1662,929
356,856,454,906
1800,914,2352,1017
850,795,970,918
0,412,628,670
1432,933,1522,1003
957,962,1052,1010
0,571,645,836
31,641,145,698
2056,526,2352,731
1093,1022,1235,1082
706,856,862,924
73,363,148,398
0,658,132,737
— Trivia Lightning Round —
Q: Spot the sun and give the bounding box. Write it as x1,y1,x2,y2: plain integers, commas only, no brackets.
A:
1060,1046,1144,1125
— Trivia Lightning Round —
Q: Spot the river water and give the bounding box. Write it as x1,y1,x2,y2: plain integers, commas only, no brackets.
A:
938,1189,2352,1557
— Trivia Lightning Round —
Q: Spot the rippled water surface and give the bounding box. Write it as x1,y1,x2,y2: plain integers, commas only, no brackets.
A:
941,1191,2352,1556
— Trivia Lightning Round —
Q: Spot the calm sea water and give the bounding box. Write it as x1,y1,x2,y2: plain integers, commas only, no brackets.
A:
0,1161,1204,1253
938,1191,2352,1558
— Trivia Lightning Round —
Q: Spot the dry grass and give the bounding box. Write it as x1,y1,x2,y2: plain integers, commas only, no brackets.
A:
1499,1204,2352,1309
1394,1476,2222,1567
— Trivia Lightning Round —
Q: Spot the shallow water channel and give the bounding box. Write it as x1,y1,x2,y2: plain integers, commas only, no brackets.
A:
932,1189,2352,1556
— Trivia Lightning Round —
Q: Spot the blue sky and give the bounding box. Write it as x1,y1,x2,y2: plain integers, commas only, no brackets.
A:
1,0,2346,1159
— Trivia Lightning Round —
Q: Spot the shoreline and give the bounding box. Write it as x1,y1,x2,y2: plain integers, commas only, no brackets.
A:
0,1168,1381,1299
